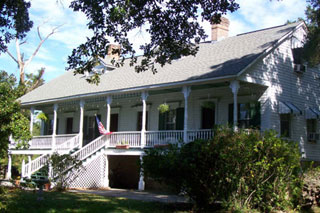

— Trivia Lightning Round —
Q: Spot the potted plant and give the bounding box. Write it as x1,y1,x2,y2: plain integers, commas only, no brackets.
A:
44,181,51,191
158,103,170,114
116,141,129,149
14,176,20,187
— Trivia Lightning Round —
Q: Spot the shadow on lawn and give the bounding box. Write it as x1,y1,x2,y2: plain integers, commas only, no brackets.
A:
3,189,192,213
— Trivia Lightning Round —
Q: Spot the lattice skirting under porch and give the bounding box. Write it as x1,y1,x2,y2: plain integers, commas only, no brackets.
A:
68,153,106,189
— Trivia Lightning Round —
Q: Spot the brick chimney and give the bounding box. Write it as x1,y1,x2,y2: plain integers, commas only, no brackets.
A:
107,44,121,61
211,17,229,41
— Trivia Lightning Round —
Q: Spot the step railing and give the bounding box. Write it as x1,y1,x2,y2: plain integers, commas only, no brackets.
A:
55,134,78,146
109,131,141,147
71,135,108,161
22,134,80,178
145,130,184,147
55,134,80,152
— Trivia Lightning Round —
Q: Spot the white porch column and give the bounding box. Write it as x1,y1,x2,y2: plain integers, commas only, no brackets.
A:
138,155,145,191
230,80,240,131
52,103,58,150
6,154,12,180
103,155,109,188
182,86,191,143
28,155,32,178
141,91,148,148
79,100,85,148
106,96,112,132
30,107,34,134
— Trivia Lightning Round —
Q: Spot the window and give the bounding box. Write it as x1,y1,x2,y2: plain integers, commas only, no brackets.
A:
307,119,317,133
228,102,261,129
307,119,317,142
292,48,306,72
159,108,184,130
280,114,291,138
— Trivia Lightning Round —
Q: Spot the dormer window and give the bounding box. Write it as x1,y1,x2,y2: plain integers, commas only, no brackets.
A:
292,48,306,73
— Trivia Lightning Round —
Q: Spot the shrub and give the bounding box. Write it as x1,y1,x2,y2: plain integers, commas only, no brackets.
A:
142,127,302,211
48,152,83,191
302,165,320,209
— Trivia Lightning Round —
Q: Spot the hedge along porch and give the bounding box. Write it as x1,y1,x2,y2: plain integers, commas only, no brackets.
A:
7,80,266,190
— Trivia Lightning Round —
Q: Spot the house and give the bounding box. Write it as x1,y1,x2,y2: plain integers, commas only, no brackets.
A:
6,19,320,190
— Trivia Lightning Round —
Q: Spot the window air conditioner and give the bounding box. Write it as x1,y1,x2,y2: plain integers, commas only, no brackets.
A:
293,64,306,73
308,132,320,141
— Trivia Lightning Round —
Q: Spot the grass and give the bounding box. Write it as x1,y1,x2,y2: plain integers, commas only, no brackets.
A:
0,188,191,213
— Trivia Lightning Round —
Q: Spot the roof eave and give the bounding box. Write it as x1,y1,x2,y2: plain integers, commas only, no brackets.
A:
20,74,237,107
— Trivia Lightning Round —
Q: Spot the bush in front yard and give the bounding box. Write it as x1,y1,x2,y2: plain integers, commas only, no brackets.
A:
142,127,302,211
302,165,320,209
48,152,83,191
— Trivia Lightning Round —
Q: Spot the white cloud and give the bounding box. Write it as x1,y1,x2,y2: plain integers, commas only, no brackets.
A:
229,0,307,35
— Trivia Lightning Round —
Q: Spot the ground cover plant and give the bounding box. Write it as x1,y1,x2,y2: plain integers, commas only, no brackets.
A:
143,127,302,212
0,187,190,213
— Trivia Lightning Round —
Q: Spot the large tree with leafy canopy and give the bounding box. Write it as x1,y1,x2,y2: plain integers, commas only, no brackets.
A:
303,0,320,66
0,0,33,53
67,0,240,84
0,71,31,158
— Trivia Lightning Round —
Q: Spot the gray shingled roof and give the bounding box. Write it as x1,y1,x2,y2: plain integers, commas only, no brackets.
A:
19,22,301,105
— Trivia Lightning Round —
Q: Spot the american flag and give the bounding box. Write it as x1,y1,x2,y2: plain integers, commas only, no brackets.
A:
95,115,112,135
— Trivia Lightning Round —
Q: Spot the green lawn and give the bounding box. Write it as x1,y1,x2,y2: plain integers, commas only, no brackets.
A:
0,188,191,213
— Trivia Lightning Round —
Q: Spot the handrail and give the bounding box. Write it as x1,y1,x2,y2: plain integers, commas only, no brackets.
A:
55,134,80,152
71,135,107,161
23,134,80,178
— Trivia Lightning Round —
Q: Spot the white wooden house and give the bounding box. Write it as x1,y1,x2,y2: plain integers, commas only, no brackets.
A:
6,19,320,190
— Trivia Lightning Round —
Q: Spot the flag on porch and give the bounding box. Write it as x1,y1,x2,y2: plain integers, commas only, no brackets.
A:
95,115,112,135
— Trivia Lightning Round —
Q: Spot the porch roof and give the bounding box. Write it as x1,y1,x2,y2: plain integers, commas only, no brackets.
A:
19,22,302,106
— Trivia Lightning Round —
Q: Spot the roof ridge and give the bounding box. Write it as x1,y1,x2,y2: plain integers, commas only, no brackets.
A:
236,22,301,37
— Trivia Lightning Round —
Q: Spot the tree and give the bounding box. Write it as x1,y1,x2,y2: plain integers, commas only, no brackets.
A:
0,71,31,158
303,0,320,66
0,0,33,53
24,68,45,93
67,0,239,84
6,24,60,85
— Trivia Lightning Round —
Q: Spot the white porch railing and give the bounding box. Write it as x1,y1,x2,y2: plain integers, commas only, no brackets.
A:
55,134,80,152
109,131,141,147
145,130,184,147
187,129,213,142
55,134,78,146
23,134,80,178
29,135,52,149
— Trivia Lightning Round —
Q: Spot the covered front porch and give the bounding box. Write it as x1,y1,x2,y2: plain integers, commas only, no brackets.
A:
7,80,266,183
11,80,265,150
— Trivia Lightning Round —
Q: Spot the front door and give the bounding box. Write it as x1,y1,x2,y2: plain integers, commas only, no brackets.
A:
84,115,101,146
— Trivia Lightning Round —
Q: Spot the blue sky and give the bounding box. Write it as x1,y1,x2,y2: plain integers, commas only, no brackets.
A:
0,0,307,83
